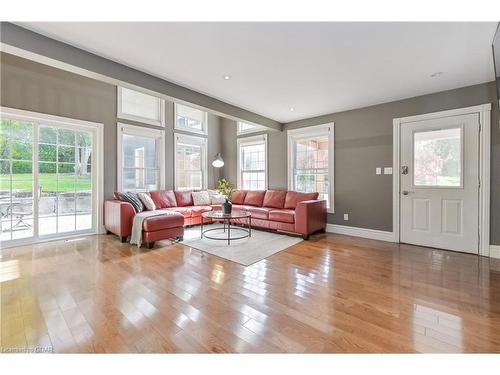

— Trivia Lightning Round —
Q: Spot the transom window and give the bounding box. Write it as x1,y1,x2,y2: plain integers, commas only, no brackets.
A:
117,87,164,127
117,123,164,192
175,133,207,190
288,123,334,211
175,103,208,135
237,121,266,135
237,134,267,190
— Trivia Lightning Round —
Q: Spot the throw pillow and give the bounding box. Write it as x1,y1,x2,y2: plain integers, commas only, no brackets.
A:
210,194,226,204
117,192,145,213
191,191,211,206
207,189,226,204
137,192,156,211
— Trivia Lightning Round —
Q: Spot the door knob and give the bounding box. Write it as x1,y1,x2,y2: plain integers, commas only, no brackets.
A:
402,190,414,195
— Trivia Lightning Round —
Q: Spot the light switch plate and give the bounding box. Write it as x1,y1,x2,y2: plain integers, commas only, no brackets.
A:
344,213,349,221
384,167,393,175
376,167,382,175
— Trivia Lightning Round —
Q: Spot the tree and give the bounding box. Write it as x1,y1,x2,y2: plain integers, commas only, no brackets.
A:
75,131,92,176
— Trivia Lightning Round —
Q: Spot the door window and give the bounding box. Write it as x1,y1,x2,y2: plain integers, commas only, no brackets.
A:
413,127,462,187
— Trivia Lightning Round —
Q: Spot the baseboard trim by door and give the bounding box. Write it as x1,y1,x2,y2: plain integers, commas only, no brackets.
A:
327,224,500,257
490,245,500,259
326,224,397,243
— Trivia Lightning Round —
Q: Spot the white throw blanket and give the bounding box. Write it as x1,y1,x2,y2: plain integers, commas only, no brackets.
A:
130,210,171,248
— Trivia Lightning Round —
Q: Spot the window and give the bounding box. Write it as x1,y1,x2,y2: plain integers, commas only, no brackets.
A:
237,134,267,190
413,127,462,187
175,133,207,190
288,123,334,211
237,121,266,135
175,103,208,135
117,123,164,192
117,87,164,127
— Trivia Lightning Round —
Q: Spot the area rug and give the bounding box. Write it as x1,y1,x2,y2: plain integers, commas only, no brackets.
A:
178,224,303,266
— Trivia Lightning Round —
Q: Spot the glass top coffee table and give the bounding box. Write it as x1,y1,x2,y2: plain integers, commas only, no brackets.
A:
201,210,252,245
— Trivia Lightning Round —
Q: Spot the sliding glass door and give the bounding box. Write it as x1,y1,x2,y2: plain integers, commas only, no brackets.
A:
1,111,98,247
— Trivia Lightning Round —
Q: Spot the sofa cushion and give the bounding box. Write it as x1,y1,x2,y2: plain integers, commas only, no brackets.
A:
263,190,287,209
243,191,266,207
284,191,319,209
192,191,211,206
269,209,295,224
142,211,184,232
164,207,192,218
231,190,247,205
116,192,144,213
235,205,272,220
191,205,213,217
150,190,177,208
175,191,194,207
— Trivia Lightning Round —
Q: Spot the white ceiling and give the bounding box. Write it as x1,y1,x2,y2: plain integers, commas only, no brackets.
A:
18,22,498,123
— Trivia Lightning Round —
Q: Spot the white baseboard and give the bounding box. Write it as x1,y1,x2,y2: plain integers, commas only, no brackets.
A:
326,224,397,242
327,225,500,257
490,245,500,259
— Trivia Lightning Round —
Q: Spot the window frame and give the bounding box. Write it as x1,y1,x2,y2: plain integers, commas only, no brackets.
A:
174,133,208,190
117,123,165,192
237,121,266,136
287,123,334,213
237,134,268,190
174,103,208,136
117,87,165,127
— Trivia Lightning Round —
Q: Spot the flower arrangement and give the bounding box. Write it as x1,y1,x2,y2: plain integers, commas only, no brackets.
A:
217,178,236,202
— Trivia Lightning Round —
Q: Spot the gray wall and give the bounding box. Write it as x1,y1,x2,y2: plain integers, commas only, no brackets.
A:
220,118,238,184
0,52,224,199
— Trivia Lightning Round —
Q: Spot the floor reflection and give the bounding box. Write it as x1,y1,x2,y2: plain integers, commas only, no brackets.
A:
413,304,463,352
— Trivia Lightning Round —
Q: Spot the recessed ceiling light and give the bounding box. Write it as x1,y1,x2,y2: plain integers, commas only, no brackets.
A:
290,107,295,112
430,72,444,78
223,75,231,80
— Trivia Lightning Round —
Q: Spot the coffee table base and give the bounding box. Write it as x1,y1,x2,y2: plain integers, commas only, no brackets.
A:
201,216,252,245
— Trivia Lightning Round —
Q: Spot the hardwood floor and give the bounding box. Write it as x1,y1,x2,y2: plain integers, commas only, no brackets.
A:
1,232,500,353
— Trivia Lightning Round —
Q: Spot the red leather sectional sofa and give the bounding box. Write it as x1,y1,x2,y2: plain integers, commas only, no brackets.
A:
104,189,327,244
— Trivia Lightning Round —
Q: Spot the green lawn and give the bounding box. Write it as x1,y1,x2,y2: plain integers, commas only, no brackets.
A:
0,173,91,192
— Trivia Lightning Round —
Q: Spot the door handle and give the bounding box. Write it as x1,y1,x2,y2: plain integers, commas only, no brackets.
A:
402,190,414,196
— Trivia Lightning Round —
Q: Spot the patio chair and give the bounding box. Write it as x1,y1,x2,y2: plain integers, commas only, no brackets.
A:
5,186,43,231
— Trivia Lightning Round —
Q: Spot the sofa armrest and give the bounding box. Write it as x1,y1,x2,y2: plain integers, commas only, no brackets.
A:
294,199,327,236
104,199,135,237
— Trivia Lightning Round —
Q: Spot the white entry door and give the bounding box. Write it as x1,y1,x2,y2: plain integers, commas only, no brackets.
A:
400,113,480,254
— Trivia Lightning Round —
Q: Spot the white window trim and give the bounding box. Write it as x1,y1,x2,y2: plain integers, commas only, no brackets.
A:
117,123,165,192
237,134,268,190
174,103,208,136
237,121,266,136
287,123,335,213
117,87,165,127
174,133,208,190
